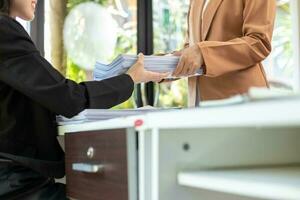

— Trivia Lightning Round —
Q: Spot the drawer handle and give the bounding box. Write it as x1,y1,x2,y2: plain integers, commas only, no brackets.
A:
72,163,104,173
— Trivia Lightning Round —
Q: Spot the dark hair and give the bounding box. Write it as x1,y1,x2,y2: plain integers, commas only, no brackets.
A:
0,0,10,15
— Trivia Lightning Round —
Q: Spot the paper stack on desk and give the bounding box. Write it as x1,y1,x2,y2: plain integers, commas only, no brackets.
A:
94,55,203,81
56,109,145,125
56,107,178,125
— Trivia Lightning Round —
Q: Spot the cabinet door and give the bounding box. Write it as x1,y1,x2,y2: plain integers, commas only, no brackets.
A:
65,128,137,200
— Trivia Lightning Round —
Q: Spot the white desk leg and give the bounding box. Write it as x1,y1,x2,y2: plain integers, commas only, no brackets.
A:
139,130,152,200
151,128,160,200
138,128,160,200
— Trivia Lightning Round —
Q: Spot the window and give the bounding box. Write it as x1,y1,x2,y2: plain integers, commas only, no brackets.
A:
44,0,137,108
44,0,137,80
264,0,296,90
153,0,190,107
153,0,189,53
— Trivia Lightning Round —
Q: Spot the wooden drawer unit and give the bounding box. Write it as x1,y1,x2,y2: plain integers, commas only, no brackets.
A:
65,128,137,200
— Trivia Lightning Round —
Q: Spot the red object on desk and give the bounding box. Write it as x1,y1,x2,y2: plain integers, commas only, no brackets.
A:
134,119,144,127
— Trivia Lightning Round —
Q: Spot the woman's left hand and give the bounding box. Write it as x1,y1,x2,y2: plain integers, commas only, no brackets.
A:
172,45,204,77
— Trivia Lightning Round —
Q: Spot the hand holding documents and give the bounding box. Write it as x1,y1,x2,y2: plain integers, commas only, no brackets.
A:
94,55,203,81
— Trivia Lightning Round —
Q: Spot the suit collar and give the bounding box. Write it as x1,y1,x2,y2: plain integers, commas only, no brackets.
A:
0,14,31,40
202,0,223,41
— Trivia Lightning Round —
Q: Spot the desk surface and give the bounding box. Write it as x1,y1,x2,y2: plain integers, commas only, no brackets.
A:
58,98,300,135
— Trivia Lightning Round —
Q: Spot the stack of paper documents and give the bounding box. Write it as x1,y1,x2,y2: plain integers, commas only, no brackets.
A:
56,107,178,125
94,55,203,81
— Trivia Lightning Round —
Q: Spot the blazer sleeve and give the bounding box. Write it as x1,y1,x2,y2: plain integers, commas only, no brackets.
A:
198,0,276,77
0,16,134,118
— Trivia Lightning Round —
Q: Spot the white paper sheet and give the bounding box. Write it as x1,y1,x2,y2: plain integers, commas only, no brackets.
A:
94,55,203,81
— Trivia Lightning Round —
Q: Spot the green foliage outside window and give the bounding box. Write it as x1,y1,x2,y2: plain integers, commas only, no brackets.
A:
65,0,136,109
65,0,107,83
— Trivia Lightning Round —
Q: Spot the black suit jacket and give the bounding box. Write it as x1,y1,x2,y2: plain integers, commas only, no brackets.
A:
0,15,134,178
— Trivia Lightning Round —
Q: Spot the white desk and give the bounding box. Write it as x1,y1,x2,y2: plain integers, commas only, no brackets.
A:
59,98,300,200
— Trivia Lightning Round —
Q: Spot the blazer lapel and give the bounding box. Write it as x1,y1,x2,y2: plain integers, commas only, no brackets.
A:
202,0,223,41
189,0,204,44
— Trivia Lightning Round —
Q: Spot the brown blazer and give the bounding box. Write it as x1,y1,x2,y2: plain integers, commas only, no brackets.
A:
186,0,276,106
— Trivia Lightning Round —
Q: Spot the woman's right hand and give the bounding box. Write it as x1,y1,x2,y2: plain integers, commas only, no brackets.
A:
126,53,169,84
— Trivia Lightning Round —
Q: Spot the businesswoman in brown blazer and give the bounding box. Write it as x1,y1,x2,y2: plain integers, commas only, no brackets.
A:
173,0,276,106
0,0,167,199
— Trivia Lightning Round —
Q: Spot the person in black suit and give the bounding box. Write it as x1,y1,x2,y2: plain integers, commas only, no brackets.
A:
0,0,167,199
